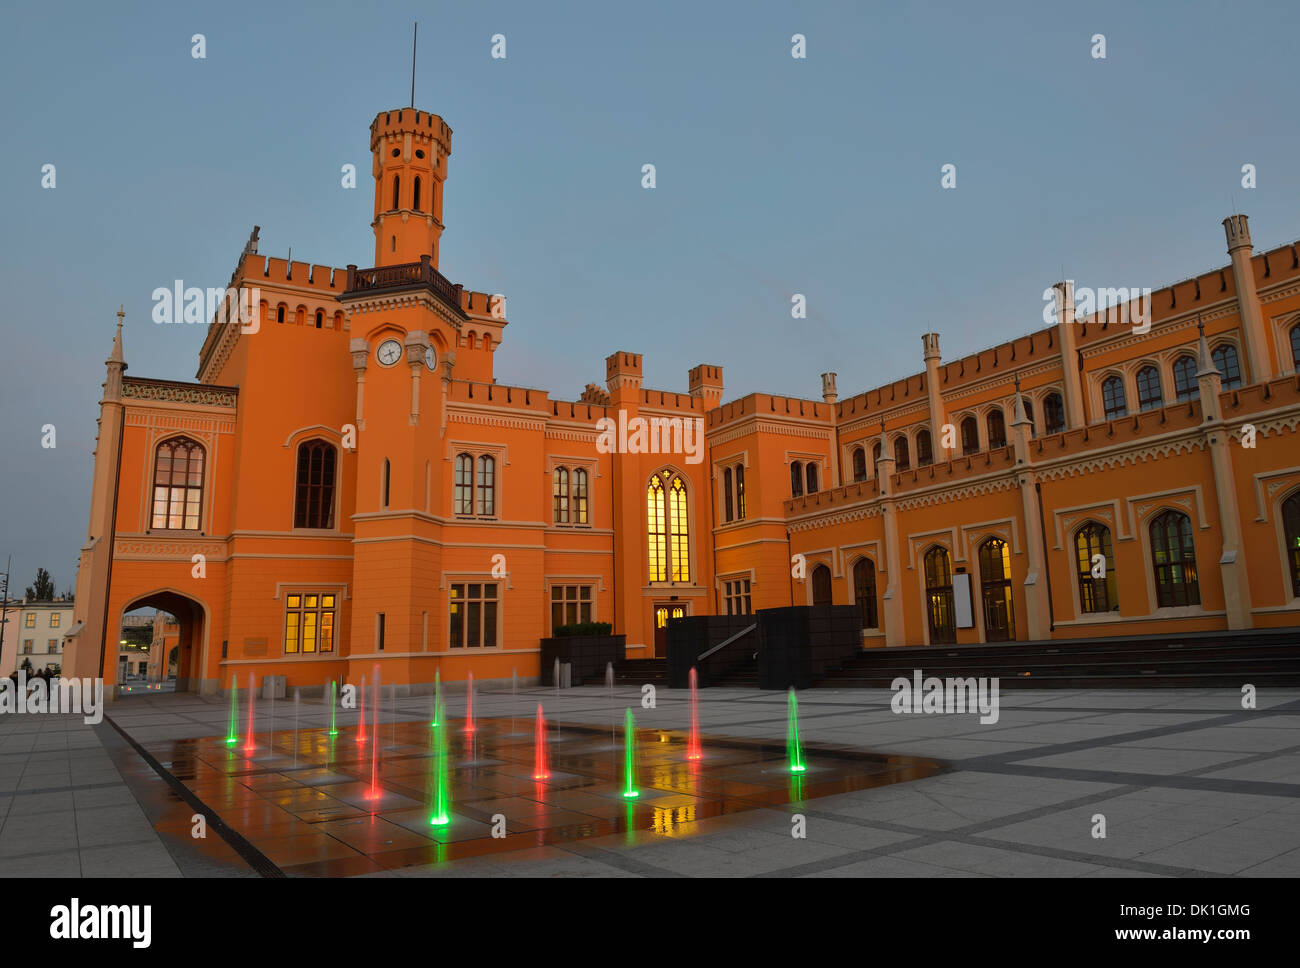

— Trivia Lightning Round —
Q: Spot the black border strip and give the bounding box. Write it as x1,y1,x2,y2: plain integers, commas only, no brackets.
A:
104,713,286,878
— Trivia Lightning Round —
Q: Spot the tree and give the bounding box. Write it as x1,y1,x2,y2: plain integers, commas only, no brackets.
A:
24,568,55,601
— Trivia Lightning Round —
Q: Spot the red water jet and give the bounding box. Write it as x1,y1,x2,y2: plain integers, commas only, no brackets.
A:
533,704,550,780
687,667,702,760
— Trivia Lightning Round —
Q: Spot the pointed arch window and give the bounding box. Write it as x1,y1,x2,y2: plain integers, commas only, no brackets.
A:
851,446,867,482
853,558,878,628
987,409,1007,449
924,546,956,644
413,176,422,212
294,439,337,529
1150,510,1200,607
806,462,819,494
978,537,1014,641
1291,324,1300,372
1173,355,1199,402
1212,344,1241,389
734,464,745,520
1043,392,1066,434
1075,523,1117,613
1102,376,1127,419
476,456,495,515
553,467,570,523
893,436,910,470
648,473,690,583
960,416,980,455
151,437,205,530
872,441,882,469
790,461,803,498
1282,490,1300,598
573,468,589,524
454,454,474,514
1136,365,1163,411
916,428,933,467
723,467,734,522
811,564,832,606
392,175,400,210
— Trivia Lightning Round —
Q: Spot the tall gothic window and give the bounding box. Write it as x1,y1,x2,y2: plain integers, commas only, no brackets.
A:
454,454,474,514
1075,522,1117,613
294,439,337,529
553,467,570,523
790,461,804,498
1043,392,1066,434
1173,355,1199,402
723,467,734,522
806,462,819,494
573,468,589,524
853,558,878,628
734,464,745,520
1150,509,1200,607
1136,365,1163,411
1102,376,1127,419
987,409,1007,448
392,175,400,209
894,436,910,470
1213,344,1242,389
476,456,496,515
1283,490,1300,598
978,538,1014,641
924,546,956,644
648,473,691,582
960,416,979,455
151,437,205,530
413,176,422,212
851,446,867,482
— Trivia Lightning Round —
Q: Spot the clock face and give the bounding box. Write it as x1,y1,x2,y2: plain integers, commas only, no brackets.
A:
424,345,438,371
376,338,402,367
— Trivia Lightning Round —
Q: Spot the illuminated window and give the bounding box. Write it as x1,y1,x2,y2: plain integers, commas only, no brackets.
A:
449,582,498,648
924,546,956,644
853,558,877,628
1075,523,1118,613
150,437,205,530
669,476,690,581
49,613,60,628
294,439,337,529
553,467,570,523
648,473,690,582
573,468,589,524
1136,366,1162,411
1102,376,1127,419
978,537,1014,641
550,585,593,630
24,614,35,628
1150,510,1200,607
1172,355,1199,402
647,477,667,581
1213,344,1241,389
284,592,337,655
723,578,752,615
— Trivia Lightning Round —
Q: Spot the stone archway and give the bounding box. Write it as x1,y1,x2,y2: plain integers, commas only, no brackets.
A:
116,590,207,695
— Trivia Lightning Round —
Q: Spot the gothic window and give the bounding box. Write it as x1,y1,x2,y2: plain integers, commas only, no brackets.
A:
894,436,910,470
960,416,979,455
1173,355,1199,402
1136,365,1163,411
811,564,832,606
987,409,1007,448
553,467,570,523
1043,392,1066,434
852,446,867,482
150,437,205,530
293,439,337,529
1213,344,1242,389
1150,510,1200,608
806,462,819,493
1075,523,1117,613
1102,376,1127,419
924,546,956,644
916,429,933,467
853,558,878,628
790,461,803,498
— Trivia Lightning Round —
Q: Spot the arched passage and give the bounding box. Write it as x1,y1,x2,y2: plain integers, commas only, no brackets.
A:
115,590,208,696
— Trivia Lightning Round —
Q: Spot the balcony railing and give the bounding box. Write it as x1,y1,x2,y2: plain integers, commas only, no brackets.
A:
344,255,469,318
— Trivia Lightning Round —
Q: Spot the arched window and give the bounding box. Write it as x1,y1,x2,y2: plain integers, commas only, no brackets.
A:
1283,490,1300,598
960,416,979,455
872,441,882,468
648,477,666,581
553,467,570,523
1291,324,1300,372
1043,392,1066,434
276,305,285,324
1136,365,1162,411
916,429,933,467
1150,510,1200,607
790,461,804,498
806,462,819,494
853,558,878,628
1212,344,1242,389
723,467,734,522
413,176,422,212
923,546,956,644
293,439,337,529
1075,523,1117,613
454,453,473,514
734,464,745,520
894,436,910,470
150,437,205,530
476,456,495,515
987,409,1007,448
381,458,390,508
851,446,867,482
811,564,832,606
573,468,589,524
1102,376,1127,419
392,175,400,209
978,538,1015,641
1172,355,1199,402
314,309,323,329
648,473,690,582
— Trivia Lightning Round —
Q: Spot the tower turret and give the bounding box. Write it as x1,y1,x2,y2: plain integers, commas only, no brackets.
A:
370,108,452,267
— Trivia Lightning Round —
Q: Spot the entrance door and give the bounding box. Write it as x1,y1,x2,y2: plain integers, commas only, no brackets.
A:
978,538,1015,642
652,604,687,657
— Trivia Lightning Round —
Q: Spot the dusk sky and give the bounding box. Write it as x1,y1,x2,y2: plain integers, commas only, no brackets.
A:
2,0,1298,595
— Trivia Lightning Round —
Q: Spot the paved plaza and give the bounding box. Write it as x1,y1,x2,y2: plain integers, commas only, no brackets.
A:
2,684,1299,877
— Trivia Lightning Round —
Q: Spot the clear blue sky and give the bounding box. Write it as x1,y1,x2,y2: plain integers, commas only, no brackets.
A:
1,0,1298,595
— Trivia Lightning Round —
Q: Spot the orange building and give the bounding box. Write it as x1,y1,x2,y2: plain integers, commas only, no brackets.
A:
62,104,1300,697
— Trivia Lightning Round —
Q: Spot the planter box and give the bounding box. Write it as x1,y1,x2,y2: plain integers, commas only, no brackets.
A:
539,634,626,687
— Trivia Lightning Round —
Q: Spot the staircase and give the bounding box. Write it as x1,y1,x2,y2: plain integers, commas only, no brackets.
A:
814,627,1300,688
610,658,667,686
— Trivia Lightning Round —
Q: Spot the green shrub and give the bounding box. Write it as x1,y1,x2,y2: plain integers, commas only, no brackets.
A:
552,621,613,638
